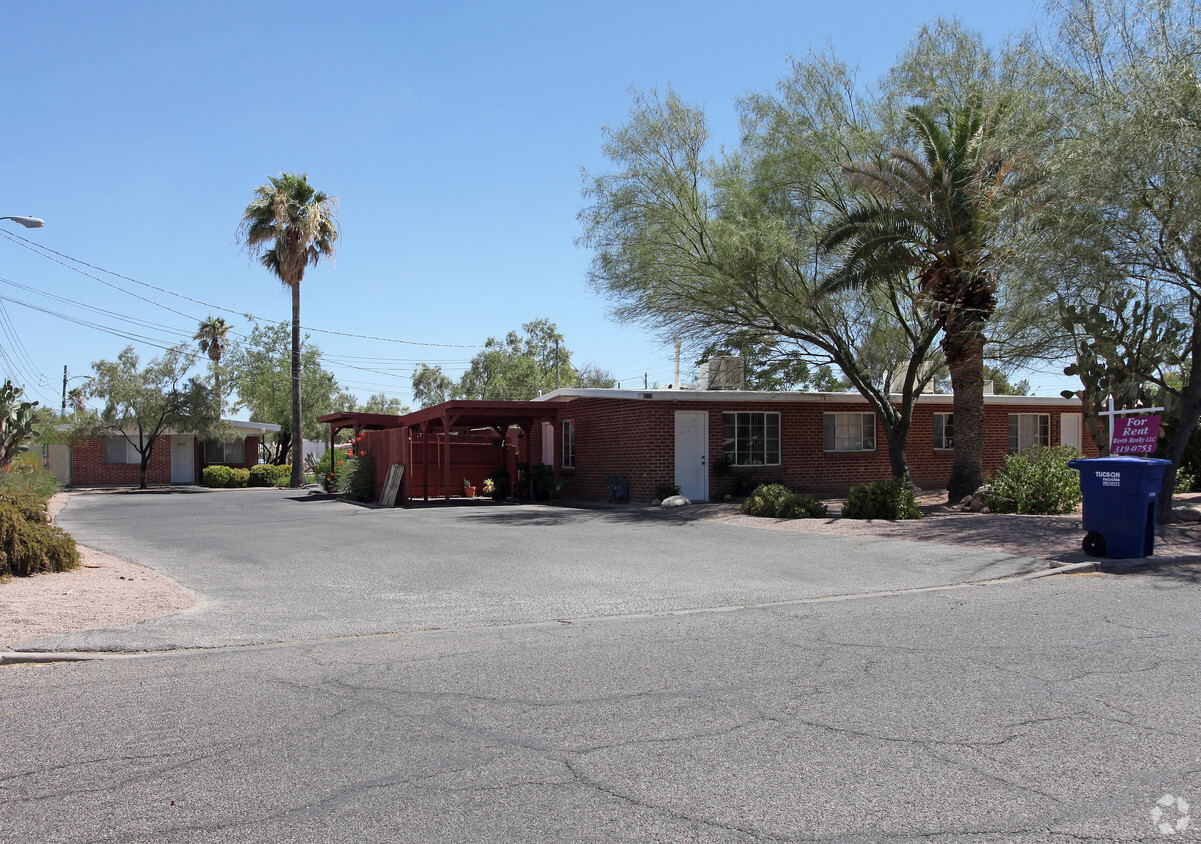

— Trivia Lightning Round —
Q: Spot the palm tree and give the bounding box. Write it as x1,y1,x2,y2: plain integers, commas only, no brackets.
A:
194,316,231,414
238,173,339,488
822,100,1030,501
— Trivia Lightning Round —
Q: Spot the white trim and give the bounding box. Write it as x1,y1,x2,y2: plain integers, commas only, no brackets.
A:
536,388,1081,408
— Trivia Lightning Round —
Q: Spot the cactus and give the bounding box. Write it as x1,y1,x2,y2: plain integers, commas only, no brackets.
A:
0,380,40,467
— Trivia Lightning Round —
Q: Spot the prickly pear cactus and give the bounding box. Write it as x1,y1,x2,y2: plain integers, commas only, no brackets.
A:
0,380,40,466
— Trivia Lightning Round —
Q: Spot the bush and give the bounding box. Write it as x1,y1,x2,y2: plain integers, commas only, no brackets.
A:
0,488,79,577
337,454,375,502
248,464,291,487
0,452,60,501
202,465,250,488
741,483,828,519
841,478,922,521
655,482,681,500
988,445,1082,515
1175,469,1195,494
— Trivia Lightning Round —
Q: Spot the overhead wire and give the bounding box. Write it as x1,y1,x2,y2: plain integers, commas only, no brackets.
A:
0,229,485,349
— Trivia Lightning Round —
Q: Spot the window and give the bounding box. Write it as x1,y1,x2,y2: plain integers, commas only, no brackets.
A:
1009,414,1050,453
722,412,781,465
104,437,139,465
933,413,954,450
561,420,575,469
204,439,245,464
823,413,876,452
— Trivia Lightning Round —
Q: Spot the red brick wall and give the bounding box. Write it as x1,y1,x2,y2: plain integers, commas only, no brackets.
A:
553,396,1099,502
71,434,263,487
70,435,173,486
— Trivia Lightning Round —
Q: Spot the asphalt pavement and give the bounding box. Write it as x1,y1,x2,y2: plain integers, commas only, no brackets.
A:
2,489,1198,842
21,489,1050,652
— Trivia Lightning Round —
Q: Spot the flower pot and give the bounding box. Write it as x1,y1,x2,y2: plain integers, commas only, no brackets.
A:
463,486,476,498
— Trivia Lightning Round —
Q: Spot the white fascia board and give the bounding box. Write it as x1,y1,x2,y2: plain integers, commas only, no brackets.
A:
537,388,1082,407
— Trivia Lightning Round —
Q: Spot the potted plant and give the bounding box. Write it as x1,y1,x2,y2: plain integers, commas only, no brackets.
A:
489,467,511,501
530,463,555,502
462,477,476,498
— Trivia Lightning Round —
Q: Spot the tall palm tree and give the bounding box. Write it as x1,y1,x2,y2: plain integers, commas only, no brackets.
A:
238,173,339,487
822,100,1030,500
194,316,231,414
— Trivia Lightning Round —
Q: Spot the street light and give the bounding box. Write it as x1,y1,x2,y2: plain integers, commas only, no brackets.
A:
0,216,44,228
62,367,93,417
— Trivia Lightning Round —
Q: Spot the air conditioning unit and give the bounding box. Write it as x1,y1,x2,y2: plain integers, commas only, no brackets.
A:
699,356,746,390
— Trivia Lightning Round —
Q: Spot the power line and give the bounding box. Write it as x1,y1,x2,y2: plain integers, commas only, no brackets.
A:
0,229,485,349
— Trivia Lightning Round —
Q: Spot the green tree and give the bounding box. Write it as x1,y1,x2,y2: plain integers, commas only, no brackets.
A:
78,346,221,489
822,98,1037,500
238,172,339,487
580,77,944,481
193,315,231,413
454,319,576,400
225,321,348,464
0,380,40,467
354,393,409,415
411,364,455,409
1032,0,1201,520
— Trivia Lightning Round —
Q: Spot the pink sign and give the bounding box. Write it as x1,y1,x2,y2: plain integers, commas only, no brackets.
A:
1111,415,1161,455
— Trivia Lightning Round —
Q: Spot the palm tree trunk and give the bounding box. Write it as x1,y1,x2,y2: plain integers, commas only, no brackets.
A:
943,321,986,502
290,282,304,488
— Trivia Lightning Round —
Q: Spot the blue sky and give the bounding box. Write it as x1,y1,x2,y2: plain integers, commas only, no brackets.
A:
1,0,1061,414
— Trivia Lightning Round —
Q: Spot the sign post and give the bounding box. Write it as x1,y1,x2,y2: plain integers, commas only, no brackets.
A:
1098,395,1163,455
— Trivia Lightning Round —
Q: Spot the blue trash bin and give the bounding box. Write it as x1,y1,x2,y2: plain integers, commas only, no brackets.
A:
1067,456,1172,558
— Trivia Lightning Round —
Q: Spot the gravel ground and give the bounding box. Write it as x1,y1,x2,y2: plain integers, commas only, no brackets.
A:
0,492,196,647
2,488,1198,650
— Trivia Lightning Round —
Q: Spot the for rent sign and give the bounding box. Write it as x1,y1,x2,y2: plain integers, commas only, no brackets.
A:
1110,415,1161,455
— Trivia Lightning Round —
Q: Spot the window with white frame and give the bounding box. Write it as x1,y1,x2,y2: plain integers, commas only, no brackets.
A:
204,438,245,464
1008,413,1050,453
104,437,139,465
561,420,575,469
823,412,876,452
933,413,954,450
722,412,781,465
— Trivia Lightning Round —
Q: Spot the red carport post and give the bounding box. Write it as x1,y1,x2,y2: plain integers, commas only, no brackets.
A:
441,412,458,502
420,421,430,503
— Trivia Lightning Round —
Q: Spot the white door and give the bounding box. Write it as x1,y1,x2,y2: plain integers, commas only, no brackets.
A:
171,435,195,483
674,411,708,502
46,444,70,485
541,422,555,466
1060,413,1083,450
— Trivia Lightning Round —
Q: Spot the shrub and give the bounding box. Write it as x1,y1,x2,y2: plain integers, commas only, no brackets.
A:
0,452,60,501
777,492,829,519
337,454,375,502
1175,469,1195,494
741,483,829,519
202,465,249,488
841,478,922,521
988,445,1082,515
248,464,291,487
655,482,681,500
0,488,79,577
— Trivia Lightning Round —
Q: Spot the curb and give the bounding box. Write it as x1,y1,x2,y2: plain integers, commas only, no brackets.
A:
0,651,135,666
1026,561,1101,578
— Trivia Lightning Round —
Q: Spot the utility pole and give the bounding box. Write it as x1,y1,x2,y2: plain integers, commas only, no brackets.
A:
554,338,560,390
61,365,68,417
674,341,682,389
644,373,648,390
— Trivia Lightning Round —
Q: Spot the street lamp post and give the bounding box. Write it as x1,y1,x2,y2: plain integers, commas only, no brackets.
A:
0,216,44,229
62,367,93,417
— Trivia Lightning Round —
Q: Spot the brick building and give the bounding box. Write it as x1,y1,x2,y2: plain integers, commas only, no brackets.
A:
51,420,280,487
345,390,1099,505
531,388,1100,503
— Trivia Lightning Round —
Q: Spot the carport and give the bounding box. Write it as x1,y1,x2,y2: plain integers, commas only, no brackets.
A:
319,401,559,505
